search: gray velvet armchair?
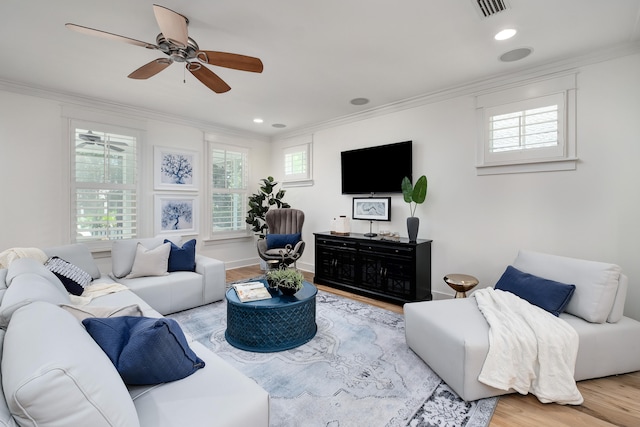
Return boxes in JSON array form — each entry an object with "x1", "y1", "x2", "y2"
[{"x1": 257, "y1": 208, "x2": 305, "y2": 267}]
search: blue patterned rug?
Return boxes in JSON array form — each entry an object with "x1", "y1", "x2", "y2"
[{"x1": 168, "y1": 289, "x2": 497, "y2": 427}]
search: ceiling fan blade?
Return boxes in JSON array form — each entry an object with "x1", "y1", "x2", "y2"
[
  {"x1": 105, "y1": 144, "x2": 125, "y2": 152},
  {"x1": 196, "y1": 51, "x2": 264, "y2": 73},
  {"x1": 186, "y1": 63, "x2": 231, "y2": 93},
  {"x1": 153, "y1": 4, "x2": 189, "y2": 48},
  {"x1": 65, "y1": 23, "x2": 157, "y2": 50},
  {"x1": 128, "y1": 58, "x2": 173, "y2": 79}
]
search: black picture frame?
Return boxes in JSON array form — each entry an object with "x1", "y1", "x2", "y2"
[{"x1": 352, "y1": 197, "x2": 391, "y2": 221}]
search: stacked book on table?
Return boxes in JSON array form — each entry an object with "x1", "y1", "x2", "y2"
[{"x1": 232, "y1": 282, "x2": 272, "y2": 302}]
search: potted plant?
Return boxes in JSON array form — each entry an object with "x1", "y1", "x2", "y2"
[
  {"x1": 246, "y1": 176, "x2": 291, "y2": 238},
  {"x1": 401, "y1": 175, "x2": 428, "y2": 242},
  {"x1": 266, "y1": 268, "x2": 304, "y2": 295}
]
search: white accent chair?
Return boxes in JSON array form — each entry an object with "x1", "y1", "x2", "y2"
[{"x1": 404, "y1": 250, "x2": 640, "y2": 401}]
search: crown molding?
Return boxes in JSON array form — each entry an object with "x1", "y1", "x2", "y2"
[
  {"x1": 0, "y1": 78, "x2": 270, "y2": 142},
  {"x1": 272, "y1": 41, "x2": 640, "y2": 141}
]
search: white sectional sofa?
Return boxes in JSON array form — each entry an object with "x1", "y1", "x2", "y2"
[
  {"x1": 404, "y1": 250, "x2": 640, "y2": 402},
  {"x1": 0, "y1": 242, "x2": 269, "y2": 427}
]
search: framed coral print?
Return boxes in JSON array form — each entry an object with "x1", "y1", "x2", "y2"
[
  {"x1": 154, "y1": 146, "x2": 198, "y2": 191},
  {"x1": 155, "y1": 195, "x2": 198, "y2": 235}
]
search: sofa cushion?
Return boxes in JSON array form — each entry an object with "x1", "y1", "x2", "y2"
[
  {"x1": 0, "y1": 272, "x2": 71, "y2": 327},
  {"x1": 495, "y1": 265, "x2": 576, "y2": 316},
  {"x1": 266, "y1": 233, "x2": 301, "y2": 249},
  {"x1": 513, "y1": 250, "x2": 620, "y2": 323},
  {"x1": 44, "y1": 243, "x2": 102, "y2": 280},
  {"x1": 125, "y1": 242, "x2": 171, "y2": 279},
  {"x1": 83, "y1": 316, "x2": 205, "y2": 385},
  {"x1": 60, "y1": 303, "x2": 144, "y2": 321},
  {"x1": 2, "y1": 302, "x2": 140, "y2": 427},
  {"x1": 5, "y1": 258, "x2": 64, "y2": 290},
  {"x1": 165, "y1": 238, "x2": 196, "y2": 272},
  {"x1": 0, "y1": 329, "x2": 19, "y2": 427},
  {"x1": 111, "y1": 237, "x2": 181, "y2": 278},
  {"x1": 608, "y1": 274, "x2": 628, "y2": 323},
  {"x1": 45, "y1": 256, "x2": 93, "y2": 296}
]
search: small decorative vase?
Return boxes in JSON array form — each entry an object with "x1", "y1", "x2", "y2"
[
  {"x1": 266, "y1": 278, "x2": 279, "y2": 292},
  {"x1": 279, "y1": 286, "x2": 298, "y2": 296},
  {"x1": 407, "y1": 216, "x2": 419, "y2": 242}
]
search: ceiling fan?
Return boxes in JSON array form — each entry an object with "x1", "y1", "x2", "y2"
[
  {"x1": 77, "y1": 131, "x2": 128, "y2": 152},
  {"x1": 66, "y1": 4, "x2": 263, "y2": 94}
]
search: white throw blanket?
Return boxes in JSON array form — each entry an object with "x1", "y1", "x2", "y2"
[
  {"x1": 69, "y1": 281, "x2": 129, "y2": 305},
  {"x1": 0, "y1": 247, "x2": 48, "y2": 269},
  {"x1": 474, "y1": 288, "x2": 583, "y2": 405}
]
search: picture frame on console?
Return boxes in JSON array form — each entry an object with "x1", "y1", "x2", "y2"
[{"x1": 352, "y1": 197, "x2": 391, "y2": 221}]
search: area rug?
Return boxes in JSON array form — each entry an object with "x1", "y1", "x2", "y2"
[{"x1": 168, "y1": 287, "x2": 497, "y2": 427}]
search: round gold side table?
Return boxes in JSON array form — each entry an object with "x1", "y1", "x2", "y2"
[{"x1": 444, "y1": 274, "x2": 479, "y2": 298}]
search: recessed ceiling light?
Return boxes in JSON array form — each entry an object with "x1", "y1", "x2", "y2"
[
  {"x1": 253, "y1": 118, "x2": 264, "y2": 124},
  {"x1": 495, "y1": 29, "x2": 517, "y2": 41},
  {"x1": 272, "y1": 123, "x2": 287, "y2": 128},
  {"x1": 350, "y1": 98, "x2": 370, "y2": 105},
  {"x1": 499, "y1": 47, "x2": 533, "y2": 62}
]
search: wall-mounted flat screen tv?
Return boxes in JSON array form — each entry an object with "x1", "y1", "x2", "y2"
[{"x1": 341, "y1": 140, "x2": 412, "y2": 194}]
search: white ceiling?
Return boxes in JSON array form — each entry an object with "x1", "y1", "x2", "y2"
[{"x1": 2, "y1": 0, "x2": 639, "y2": 138}]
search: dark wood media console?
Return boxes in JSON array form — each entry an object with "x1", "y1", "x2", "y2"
[{"x1": 314, "y1": 232, "x2": 432, "y2": 305}]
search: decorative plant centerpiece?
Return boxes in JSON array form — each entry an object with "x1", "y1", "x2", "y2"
[
  {"x1": 246, "y1": 176, "x2": 290, "y2": 238},
  {"x1": 266, "y1": 268, "x2": 304, "y2": 295},
  {"x1": 401, "y1": 175, "x2": 428, "y2": 242}
]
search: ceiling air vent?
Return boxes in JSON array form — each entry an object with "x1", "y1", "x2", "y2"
[{"x1": 474, "y1": 0, "x2": 509, "y2": 18}]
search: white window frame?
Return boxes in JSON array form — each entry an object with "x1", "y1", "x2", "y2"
[
  {"x1": 476, "y1": 72, "x2": 577, "y2": 175},
  {"x1": 207, "y1": 141, "x2": 250, "y2": 240},
  {"x1": 69, "y1": 119, "x2": 141, "y2": 250},
  {"x1": 282, "y1": 135, "x2": 313, "y2": 187}
]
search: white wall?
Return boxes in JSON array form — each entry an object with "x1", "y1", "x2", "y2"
[
  {"x1": 274, "y1": 52, "x2": 640, "y2": 320},
  {"x1": 1, "y1": 52, "x2": 639, "y2": 320},
  {"x1": 0, "y1": 89, "x2": 270, "y2": 270}
]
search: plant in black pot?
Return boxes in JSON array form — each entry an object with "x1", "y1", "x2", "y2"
[
  {"x1": 401, "y1": 175, "x2": 428, "y2": 242},
  {"x1": 246, "y1": 176, "x2": 290, "y2": 238},
  {"x1": 266, "y1": 268, "x2": 304, "y2": 295}
]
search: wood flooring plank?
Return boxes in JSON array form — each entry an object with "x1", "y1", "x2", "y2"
[{"x1": 225, "y1": 265, "x2": 640, "y2": 427}]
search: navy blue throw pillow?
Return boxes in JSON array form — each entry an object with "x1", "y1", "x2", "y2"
[
  {"x1": 495, "y1": 265, "x2": 576, "y2": 316},
  {"x1": 82, "y1": 316, "x2": 205, "y2": 385},
  {"x1": 164, "y1": 239, "x2": 196, "y2": 272},
  {"x1": 266, "y1": 233, "x2": 301, "y2": 250}
]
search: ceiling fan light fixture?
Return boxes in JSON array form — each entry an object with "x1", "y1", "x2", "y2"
[{"x1": 66, "y1": 4, "x2": 263, "y2": 95}]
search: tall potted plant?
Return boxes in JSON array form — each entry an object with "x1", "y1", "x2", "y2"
[
  {"x1": 401, "y1": 175, "x2": 428, "y2": 242},
  {"x1": 246, "y1": 176, "x2": 290, "y2": 238}
]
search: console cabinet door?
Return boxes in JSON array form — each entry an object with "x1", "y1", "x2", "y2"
[
  {"x1": 359, "y1": 243, "x2": 415, "y2": 300},
  {"x1": 316, "y1": 238, "x2": 357, "y2": 285}
]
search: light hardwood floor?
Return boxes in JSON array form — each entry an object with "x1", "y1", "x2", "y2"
[{"x1": 226, "y1": 266, "x2": 640, "y2": 427}]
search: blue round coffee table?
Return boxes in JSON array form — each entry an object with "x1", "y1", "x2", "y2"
[{"x1": 225, "y1": 280, "x2": 317, "y2": 352}]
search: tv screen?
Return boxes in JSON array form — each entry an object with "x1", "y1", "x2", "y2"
[{"x1": 341, "y1": 141, "x2": 412, "y2": 194}]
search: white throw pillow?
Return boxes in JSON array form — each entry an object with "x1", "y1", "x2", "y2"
[
  {"x1": 513, "y1": 250, "x2": 620, "y2": 324},
  {"x1": 125, "y1": 242, "x2": 171, "y2": 279}
]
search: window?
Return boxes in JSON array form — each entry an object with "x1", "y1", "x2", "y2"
[
  {"x1": 210, "y1": 144, "x2": 249, "y2": 237},
  {"x1": 476, "y1": 73, "x2": 577, "y2": 175},
  {"x1": 282, "y1": 135, "x2": 313, "y2": 187},
  {"x1": 284, "y1": 145, "x2": 308, "y2": 179},
  {"x1": 71, "y1": 121, "x2": 139, "y2": 244}
]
